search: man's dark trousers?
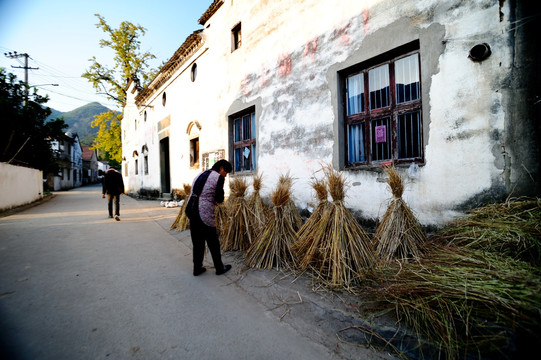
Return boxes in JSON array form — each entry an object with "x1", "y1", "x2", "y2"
[
  {"x1": 189, "y1": 217, "x2": 224, "y2": 271},
  {"x1": 107, "y1": 194, "x2": 120, "y2": 217}
]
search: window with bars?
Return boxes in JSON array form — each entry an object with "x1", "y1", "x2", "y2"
[
  {"x1": 344, "y1": 45, "x2": 423, "y2": 167},
  {"x1": 231, "y1": 109, "x2": 256, "y2": 173}
]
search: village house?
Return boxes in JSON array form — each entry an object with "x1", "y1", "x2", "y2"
[
  {"x1": 82, "y1": 146, "x2": 99, "y2": 184},
  {"x1": 122, "y1": 0, "x2": 539, "y2": 226},
  {"x1": 46, "y1": 132, "x2": 83, "y2": 191}
]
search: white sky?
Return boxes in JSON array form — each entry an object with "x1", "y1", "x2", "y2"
[{"x1": 0, "y1": 0, "x2": 213, "y2": 112}]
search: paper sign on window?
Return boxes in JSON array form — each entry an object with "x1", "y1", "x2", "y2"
[
  {"x1": 243, "y1": 147, "x2": 251, "y2": 159},
  {"x1": 375, "y1": 125, "x2": 387, "y2": 143}
]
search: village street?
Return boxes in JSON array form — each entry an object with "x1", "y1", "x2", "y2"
[{"x1": 0, "y1": 184, "x2": 397, "y2": 360}]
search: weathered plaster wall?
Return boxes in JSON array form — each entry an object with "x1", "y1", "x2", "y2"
[
  {"x1": 210, "y1": 0, "x2": 514, "y2": 224},
  {"x1": 123, "y1": 0, "x2": 536, "y2": 225}
]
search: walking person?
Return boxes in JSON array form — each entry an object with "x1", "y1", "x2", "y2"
[
  {"x1": 185, "y1": 160, "x2": 232, "y2": 276},
  {"x1": 102, "y1": 168, "x2": 125, "y2": 221}
]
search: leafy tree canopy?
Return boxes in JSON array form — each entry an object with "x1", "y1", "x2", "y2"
[
  {"x1": 82, "y1": 14, "x2": 157, "y2": 107},
  {"x1": 82, "y1": 14, "x2": 158, "y2": 164},
  {"x1": 91, "y1": 111, "x2": 122, "y2": 168},
  {"x1": 0, "y1": 68, "x2": 67, "y2": 172}
]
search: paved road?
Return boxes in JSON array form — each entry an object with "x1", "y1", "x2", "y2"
[{"x1": 0, "y1": 184, "x2": 337, "y2": 360}]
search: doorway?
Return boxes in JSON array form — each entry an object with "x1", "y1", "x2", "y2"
[{"x1": 160, "y1": 137, "x2": 170, "y2": 194}]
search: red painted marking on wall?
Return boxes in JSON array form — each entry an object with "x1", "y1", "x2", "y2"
[
  {"x1": 303, "y1": 37, "x2": 318, "y2": 62},
  {"x1": 259, "y1": 65, "x2": 269, "y2": 87},
  {"x1": 241, "y1": 74, "x2": 251, "y2": 95},
  {"x1": 333, "y1": 23, "x2": 351, "y2": 46},
  {"x1": 363, "y1": 9, "x2": 370, "y2": 34},
  {"x1": 278, "y1": 53, "x2": 292, "y2": 77}
]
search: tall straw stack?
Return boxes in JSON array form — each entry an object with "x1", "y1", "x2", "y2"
[
  {"x1": 373, "y1": 167, "x2": 426, "y2": 263},
  {"x1": 245, "y1": 180, "x2": 298, "y2": 270},
  {"x1": 278, "y1": 173, "x2": 303, "y2": 231},
  {"x1": 316, "y1": 165, "x2": 378, "y2": 287},
  {"x1": 292, "y1": 178, "x2": 331, "y2": 268},
  {"x1": 247, "y1": 172, "x2": 270, "y2": 235},
  {"x1": 171, "y1": 183, "x2": 192, "y2": 231},
  {"x1": 221, "y1": 176, "x2": 253, "y2": 251}
]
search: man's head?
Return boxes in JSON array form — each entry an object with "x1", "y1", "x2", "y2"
[{"x1": 211, "y1": 160, "x2": 233, "y2": 177}]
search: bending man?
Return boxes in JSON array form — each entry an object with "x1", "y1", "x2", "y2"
[{"x1": 186, "y1": 160, "x2": 232, "y2": 276}]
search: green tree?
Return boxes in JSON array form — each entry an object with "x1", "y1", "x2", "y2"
[
  {"x1": 92, "y1": 111, "x2": 122, "y2": 169},
  {"x1": 82, "y1": 14, "x2": 157, "y2": 165},
  {"x1": 0, "y1": 68, "x2": 67, "y2": 172}
]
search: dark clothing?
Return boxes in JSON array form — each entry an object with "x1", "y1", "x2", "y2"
[
  {"x1": 186, "y1": 169, "x2": 227, "y2": 273},
  {"x1": 189, "y1": 217, "x2": 225, "y2": 272},
  {"x1": 102, "y1": 169, "x2": 124, "y2": 217},
  {"x1": 102, "y1": 169, "x2": 124, "y2": 195},
  {"x1": 107, "y1": 194, "x2": 120, "y2": 217},
  {"x1": 188, "y1": 170, "x2": 224, "y2": 227}
]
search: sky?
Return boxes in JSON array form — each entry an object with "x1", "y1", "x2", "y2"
[{"x1": 0, "y1": 0, "x2": 214, "y2": 112}]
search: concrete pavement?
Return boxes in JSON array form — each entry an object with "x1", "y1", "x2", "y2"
[{"x1": 0, "y1": 184, "x2": 398, "y2": 360}]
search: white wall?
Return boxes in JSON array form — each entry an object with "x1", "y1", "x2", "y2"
[
  {"x1": 0, "y1": 163, "x2": 43, "y2": 212},
  {"x1": 123, "y1": 0, "x2": 523, "y2": 225}
]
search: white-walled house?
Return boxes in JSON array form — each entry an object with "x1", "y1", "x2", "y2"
[
  {"x1": 122, "y1": 0, "x2": 540, "y2": 226},
  {"x1": 46, "y1": 132, "x2": 83, "y2": 191}
]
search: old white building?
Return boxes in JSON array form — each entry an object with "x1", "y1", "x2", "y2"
[
  {"x1": 47, "y1": 132, "x2": 83, "y2": 191},
  {"x1": 122, "y1": 0, "x2": 539, "y2": 226}
]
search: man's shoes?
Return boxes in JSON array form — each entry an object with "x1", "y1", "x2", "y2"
[
  {"x1": 114, "y1": 215, "x2": 120, "y2": 221},
  {"x1": 193, "y1": 267, "x2": 206, "y2": 276},
  {"x1": 216, "y1": 264, "x2": 232, "y2": 275},
  {"x1": 109, "y1": 215, "x2": 113, "y2": 218}
]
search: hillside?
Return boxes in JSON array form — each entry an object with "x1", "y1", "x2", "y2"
[{"x1": 47, "y1": 102, "x2": 119, "y2": 146}]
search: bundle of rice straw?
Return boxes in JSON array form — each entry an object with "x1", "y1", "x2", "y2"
[
  {"x1": 221, "y1": 176, "x2": 254, "y2": 251},
  {"x1": 245, "y1": 180, "x2": 298, "y2": 270},
  {"x1": 307, "y1": 165, "x2": 377, "y2": 287},
  {"x1": 373, "y1": 167, "x2": 426, "y2": 263},
  {"x1": 215, "y1": 202, "x2": 229, "y2": 239},
  {"x1": 292, "y1": 178, "x2": 331, "y2": 268},
  {"x1": 171, "y1": 183, "x2": 192, "y2": 231},
  {"x1": 246, "y1": 172, "x2": 270, "y2": 235},
  {"x1": 278, "y1": 173, "x2": 303, "y2": 231}
]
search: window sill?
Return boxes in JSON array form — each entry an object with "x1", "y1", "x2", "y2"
[
  {"x1": 232, "y1": 170, "x2": 257, "y2": 177},
  {"x1": 345, "y1": 161, "x2": 424, "y2": 173}
]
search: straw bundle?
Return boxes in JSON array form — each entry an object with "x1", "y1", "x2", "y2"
[
  {"x1": 300, "y1": 166, "x2": 377, "y2": 287},
  {"x1": 247, "y1": 172, "x2": 271, "y2": 235},
  {"x1": 359, "y1": 198, "x2": 541, "y2": 359},
  {"x1": 215, "y1": 202, "x2": 229, "y2": 239},
  {"x1": 434, "y1": 197, "x2": 541, "y2": 265},
  {"x1": 365, "y1": 243, "x2": 541, "y2": 359},
  {"x1": 373, "y1": 167, "x2": 426, "y2": 263},
  {"x1": 171, "y1": 183, "x2": 192, "y2": 231},
  {"x1": 245, "y1": 181, "x2": 298, "y2": 270},
  {"x1": 292, "y1": 178, "x2": 331, "y2": 267},
  {"x1": 221, "y1": 176, "x2": 254, "y2": 251},
  {"x1": 278, "y1": 173, "x2": 303, "y2": 231}
]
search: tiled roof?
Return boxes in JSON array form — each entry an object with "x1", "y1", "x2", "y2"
[
  {"x1": 82, "y1": 146, "x2": 96, "y2": 161},
  {"x1": 198, "y1": 0, "x2": 224, "y2": 25},
  {"x1": 133, "y1": 0, "x2": 223, "y2": 106}
]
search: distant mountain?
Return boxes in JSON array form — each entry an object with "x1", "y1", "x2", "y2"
[{"x1": 47, "y1": 102, "x2": 119, "y2": 146}]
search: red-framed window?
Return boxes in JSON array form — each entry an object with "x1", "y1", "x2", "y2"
[{"x1": 344, "y1": 43, "x2": 423, "y2": 167}]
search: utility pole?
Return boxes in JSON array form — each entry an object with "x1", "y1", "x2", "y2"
[{"x1": 4, "y1": 51, "x2": 39, "y2": 102}]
